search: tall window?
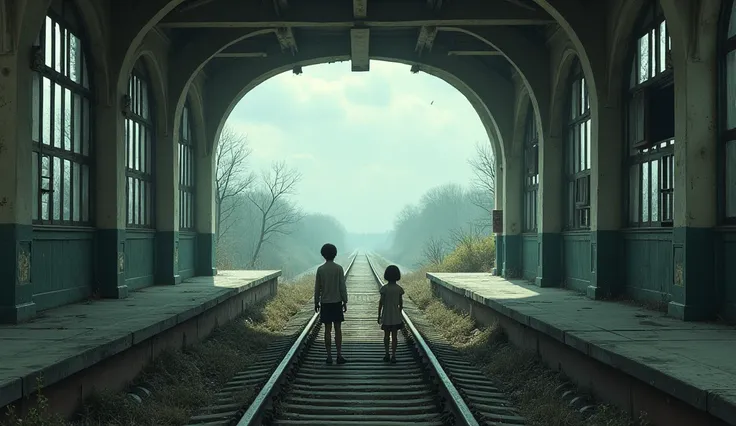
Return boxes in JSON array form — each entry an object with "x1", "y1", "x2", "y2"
[
  {"x1": 565, "y1": 60, "x2": 591, "y2": 229},
  {"x1": 125, "y1": 66, "x2": 155, "y2": 228},
  {"x1": 523, "y1": 105, "x2": 539, "y2": 232},
  {"x1": 179, "y1": 103, "x2": 195, "y2": 230},
  {"x1": 626, "y1": 0, "x2": 674, "y2": 227},
  {"x1": 31, "y1": 1, "x2": 92, "y2": 225},
  {"x1": 722, "y1": 1, "x2": 736, "y2": 223}
]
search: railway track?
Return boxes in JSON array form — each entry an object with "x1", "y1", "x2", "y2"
[{"x1": 189, "y1": 251, "x2": 524, "y2": 425}]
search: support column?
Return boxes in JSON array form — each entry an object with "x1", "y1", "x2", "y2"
[
  {"x1": 0, "y1": 51, "x2": 36, "y2": 323},
  {"x1": 588, "y1": 104, "x2": 624, "y2": 299},
  {"x1": 536, "y1": 131, "x2": 563, "y2": 288},
  {"x1": 196, "y1": 148, "x2": 216, "y2": 276},
  {"x1": 502, "y1": 151, "x2": 523, "y2": 278},
  {"x1": 156, "y1": 129, "x2": 180, "y2": 285},
  {"x1": 493, "y1": 159, "x2": 504, "y2": 275},
  {"x1": 95, "y1": 94, "x2": 128, "y2": 298},
  {"x1": 667, "y1": 32, "x2": 718, "y2": 321}
]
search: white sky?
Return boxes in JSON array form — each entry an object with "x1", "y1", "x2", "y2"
[{"x1": 225, "y1": 60, "x2": 489, "y2": 234}]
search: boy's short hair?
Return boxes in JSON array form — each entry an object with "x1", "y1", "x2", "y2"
[
  {"x1": 320, "y1": 243, "x2": 338, "y2": 260},
  {"x1": 384, "y1": 265, "x2": 401, "y2": 281}
]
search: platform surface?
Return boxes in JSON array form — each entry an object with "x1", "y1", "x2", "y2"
[
  {"x1": 427, "y1": 272, "x2": 736, "y2": 424},
  {"x1": 0, "y1": 270, "x2": 280, "y2": 408}
]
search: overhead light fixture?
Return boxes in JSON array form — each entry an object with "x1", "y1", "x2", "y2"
[
  {"x1": 293, "y1": 65, "x2": 303, "y2": 75},
  {"x1": 410, "y1": 64, "x2": 420, "y2": 74}
]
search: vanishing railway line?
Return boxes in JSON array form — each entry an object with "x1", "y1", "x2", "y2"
[{"x1": 186, "y1": 252, "x2": 524, "y2": 426}]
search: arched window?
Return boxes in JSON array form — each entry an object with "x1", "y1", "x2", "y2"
[
  {"x1": 626, "y1": 0, "x2": 674, "y2": 228},
  {"x1": 565, "y1": 59, "x2": 591, "y2": 229},
  {"x1": 721, "y1": 1, "x2": 736, "y2": 223},
  {"x1": 31, "y1": 0, "x2": 92, "y2": 225},
  {"x1": 125, "y1": 64, "x2": 155, "y2": 228},
  {"x1": 179, "y1": 103, "x2": 195, "y2": 230},
  {"x1": 523, "y1": 105, "x2": 539, "y2": 232}
]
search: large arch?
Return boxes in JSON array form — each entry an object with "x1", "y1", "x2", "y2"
[{"x1": 202, "y1": 44, "x2": 516, "y2": 175}]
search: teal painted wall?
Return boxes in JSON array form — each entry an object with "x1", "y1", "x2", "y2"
[
  {"x1": 125, "y1": 231, "x2": 155, "y2": 290},
  {"x1": 32, "y1": 229, "x2": 94, "y2": 311},
  {"x1": 623, "y1": 230, "x2": 673, "y2": 304},
  {"x1": 720, "y1": 230, "x2": 736, "y2": 320},
  {"x1": 522, "y1": 234, "x2": 538, "y2": 282},
  {"x1": 179, "y1": 232, "x2": 197, "y2": 280},
  {"x1": 562, "y1": 231, "x2": 592, "y2": 293}
]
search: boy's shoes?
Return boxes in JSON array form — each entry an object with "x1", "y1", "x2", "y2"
[
  {"x1": 383, "y1": 354, "x2": 390, "y2": 362},
  {"x1": 390, "y1": 356, "x2": 397, "y2": 364},
  {"x1": 326, "y1": 356, "x2": 333, "y2": 365},
  {"x1": 336, "y1": 356, "x2": 347, "y2": 365}
]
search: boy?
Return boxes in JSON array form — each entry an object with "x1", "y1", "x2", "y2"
[{"x1": 314, "y1": 243, "x2": 348, "y2": 365}]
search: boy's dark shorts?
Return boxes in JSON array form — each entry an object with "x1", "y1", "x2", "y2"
[
  {"x1": 381, "y1": 323, "x2": 404, "y2": 332},
  {"x1": 320, "y1": 303, "x2": 344, "y2": 324}
]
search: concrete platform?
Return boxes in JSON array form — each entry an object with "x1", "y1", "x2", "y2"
[
  {"x1": 427, "y1": 273, "x2": 736, "y2": 426},
  {"x1": 0, "y1": 270, "x2": 280, "y2": 415}
]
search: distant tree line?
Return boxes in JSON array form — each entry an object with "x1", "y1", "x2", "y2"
[{"x1": 214, "y1": 125, "x2": 497, "y2": 276}]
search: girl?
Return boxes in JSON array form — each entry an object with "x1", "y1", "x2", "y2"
[{"x1": 377, "y1": 265, "x2": 404, "y2": 364}]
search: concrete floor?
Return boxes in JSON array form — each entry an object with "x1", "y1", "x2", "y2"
[
  {"x1": 427, "y1": 272, "x2": 736, "y2": 424},
  {"x1": 0, "y1": 270, "x2": 280, "y2": 409}
]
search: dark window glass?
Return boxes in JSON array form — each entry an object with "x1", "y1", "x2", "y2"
[
  {"x1": 179, "y1": 104, "x2": 195, "y2": 230},
  {"x1": 523, "y1": 105, "x2": 539, "y2": 232},
  {"x1": 125, "y1": 67, "x2": 155, "y2": 228}
]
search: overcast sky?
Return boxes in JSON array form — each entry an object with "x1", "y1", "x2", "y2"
[{"x1": 225, "y1": 60, "x2": 489, "y2": 234}]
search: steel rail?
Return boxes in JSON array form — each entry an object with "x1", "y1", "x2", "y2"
[
  {"x1": 236, "y1": 253, "x2": 358, "y2": 426},
  {"x1": 365, "y1": 253, "x2": 481, "y2": 426}
]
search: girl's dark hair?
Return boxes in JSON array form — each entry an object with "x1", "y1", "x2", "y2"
[
  {"x1": 320, "y1": 243, "x2": 337, "y2": 260},
  {"x1": 384, "y1": 265, "x2": 401, "y2": 281}
]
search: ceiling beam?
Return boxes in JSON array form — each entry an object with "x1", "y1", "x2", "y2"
[
  {"x1": 159, "y1": 0, "x2": 553, "y2": 28},
  {"x1": 272, "y1": 0, "x2": 289, "y2": 16},
  {"x1": 215, "y1": 52, "x2": 269, "y2": 58},
  {"x1": 353, "y1": 0, "x2": 367, "y2": 20},
  {"x1": 415, "y1": 26, "x2": 438, "y2": 56},
  {"x1": 350, "y1": 28, "x2": 370, "y2": 72},
  {"x1": 426, "y1": 0, "x2": 443, "y2": 11},
  {"x1": 275, "y1": 27, "x2": 298, "y2": 54},
  {"x1": 447, "y1": 50, "x2": 502, "y2": 56}
]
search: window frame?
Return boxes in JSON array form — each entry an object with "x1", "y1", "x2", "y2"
[
  {"x1": 624, "y1": 0, "x2": 675, "y2": 229},
  {"x1": 564, "y1": 59, "x2": 592, "y2": 230},
  {"x1": 124, "y1": 65, "x2": 156, "y2": 229},
  {"x1": 719, "y1": 0, "x2": 736, "y2": 225},
  {"x1": 179, "y1": 102, "x2": 195, "y2": 231},
  {"x1": 523, "y1": 104, "x2": 539, "y2": 233},
  {"x1": 31, "y1": 1, "x2": 95, "y2": 227}
]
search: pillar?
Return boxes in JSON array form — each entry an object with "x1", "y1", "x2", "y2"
[
  {"x1": 155, "y1": 129, "x2": 180, "y2": 285},
  {"x1": 667, "y1": 33, "x2": 718, "y2": 321},
  {"x1": 536, "y1": 131, "x2": 564, "y2": 288},
  {"x1": 588, "y1": 104, "x2": 624, "y2": 299},
  {"x1": 502, "y1": 151, "x2": 523, "y2": 278},
  {"x1": 0, "y1": 50, "x2": 36, "y2": 323},
  {"x1": 493, "y1": 159, "x2": 505, "y2": 275},
  {"x1": 95, "y1": 95, "x2": 129, "y2": 299},
  {"x1": 196, "y1": 148, "x2": 216, "y2": 276}
]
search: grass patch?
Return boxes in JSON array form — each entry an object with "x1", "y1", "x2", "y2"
[
  {"x1": 400, "y1": 269, "x2": 646, "y2": 426},
  {"x1": 1, "y1": 276, "x2": 315, "y2": 426}
]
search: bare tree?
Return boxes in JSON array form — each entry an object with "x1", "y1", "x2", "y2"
[
  {"x1": 468, "y1": 141, "x2": 496, "y2": 229},
  {"x1": 247, "y1": 161, "x2": 305, "y2": 267},
  {"x1": 422, "y1": 237, "x2": 446, "y2": 266},
  {"x1": 215, "y1": 126, "x2": 256, "y2": 242}
]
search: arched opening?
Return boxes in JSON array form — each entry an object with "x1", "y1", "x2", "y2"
[
  {"x1": 124, "y1": 60, "x2": 157, "y2": 289},
  {"x1": 564, "y1": 58, "x2": 591, "y2": 231},
  {"x1": 178, "y1": 99, "x2": 197, "y2": 279},
  {"x1": 622, "y1": 0, "x2": 675, "y2": 304},
  {"x1": 625, "y1": 0, "x2": 674, "y2": 229},
  {"x1": 30, "y1": 0, "x2": 96, "y2": 310},
  {"x1": 214, "y1": 60, "x2": 502, "y2": 275}
]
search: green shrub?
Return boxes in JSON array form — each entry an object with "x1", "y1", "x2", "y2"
[{"x1": 436, "y1": 234, "x2": 495, "y2": 273}]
